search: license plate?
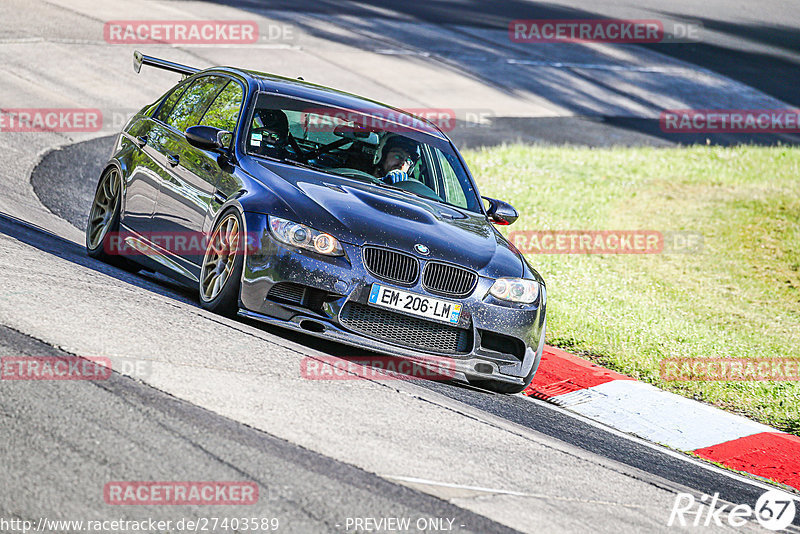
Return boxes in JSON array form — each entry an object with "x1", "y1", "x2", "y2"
[{"x1": 368, "y1": 283, "x2": 462, "y2": 324}]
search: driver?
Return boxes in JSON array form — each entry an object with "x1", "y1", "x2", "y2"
[
  {"x1": 373, "y1": 135, "x2": 420, "y2": 184},
  {"x1": 251, "y1": 109, "x2": 291, "y2": 157}
]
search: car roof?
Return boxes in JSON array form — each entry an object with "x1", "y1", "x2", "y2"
[{"x1": 208, "y1": 67, "x2": 448, "y2": 140}]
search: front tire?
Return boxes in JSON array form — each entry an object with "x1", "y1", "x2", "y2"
[{"x1": 199, "y1": 209, "x2": 244, "y2": 317}]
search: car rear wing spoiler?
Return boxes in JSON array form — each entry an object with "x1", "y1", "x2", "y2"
[{"x1": 133, "y1": 50, "x2": 199, "y2": 77}]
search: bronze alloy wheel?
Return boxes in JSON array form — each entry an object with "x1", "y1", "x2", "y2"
[
  {"x1": 86, "y1": 167, "x2": 121, "y2": 251},
  {"x1": 85, "y1": 166, "x2": 138, "y2": 272},
  {"x1": 200, "y1": 213, "x2": 241, "y2": 303}
]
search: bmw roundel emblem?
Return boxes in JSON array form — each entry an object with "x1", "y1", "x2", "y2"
[{"x1": 414, "y1": 243, "x2": 430, "y2": 255}]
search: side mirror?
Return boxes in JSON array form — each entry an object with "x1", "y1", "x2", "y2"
[
  {"x1": 185, "y1": 125, "x2": 232, "y2": 152},
  {"x1": 483, "y1": 196, "x2": 519, "y2": 226}
]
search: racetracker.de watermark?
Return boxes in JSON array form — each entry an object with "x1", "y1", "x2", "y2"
[
  {"x1": 300, "y1": 108, "x2": 459, "y2": 133},
  {"x1": 103, "y1": 20, "x2": 259, "y2": 44},
  {"x1": 103, "y1": 231, "x2": 261, "y2": 257},
  {"x1": 104, "y1": 482, "x2": 258, "y2": 505},
  {"x1": 63, "y1": 107, "x2": 495, "y2": 135},
  {"x1": 509, "y1": 19, "x2": 701, "y2": 43},
  {"x1": 0, "y1": 109, "x2": 102, "y2": 133},
  {"x1": 1, "y1": 516, "x2": 281, "y2": 533},
  {"x1": 661, "y1": 109, "x2": 800, "y2": 133},
  {"x1": 661, "y1": 358, "x2": 800, "y2": 382},
  {"x1": 508, "y1": 230, "x2": 703, "y2": 254},
  {"x1": 301, "y1": 356, "x2": 457, "y2": 381},
  {"x1": 1, "y1": 357, "x2": 111, "y2": 380}
]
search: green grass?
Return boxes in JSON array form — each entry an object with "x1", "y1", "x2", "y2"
[{"x1": 464, "y1": 144, "x2": 800, "y2": 434}]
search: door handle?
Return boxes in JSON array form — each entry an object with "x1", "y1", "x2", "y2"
[
  {"x1": 166, "y1": 154, "x2": 180, "y2": 167},
  {"x1": 135, "y1": 135, "x2": 148, "y2": 148}
]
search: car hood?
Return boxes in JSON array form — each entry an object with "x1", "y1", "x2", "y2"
[{"x1": 243, "y1": 159, "x2": 523, "y2": 278}]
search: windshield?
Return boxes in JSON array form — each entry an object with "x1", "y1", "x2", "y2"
[{"x1": 245, "y1": 93, "x2": 481, "y2": 213}]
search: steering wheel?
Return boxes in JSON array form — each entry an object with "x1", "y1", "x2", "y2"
[
  {"x1": 251, "y1": 127, "x2": 309, "y2": 162},
  {"x1": 332, "y1": 168, "x2": 377, "y2": 182}
]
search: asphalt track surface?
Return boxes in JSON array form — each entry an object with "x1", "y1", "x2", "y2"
[
  {"x1": 217, "y1": 0, "x2": 800, "y2": 108},
  {"x1": 0, "y1": 322, "x2": 516, "y2": 534},
  {"x1": 216, "y1": 0, "x2": 800, "y2": 147},
  {"x1": 26, "y1": 135, "x2": 800, "y2": 531}
]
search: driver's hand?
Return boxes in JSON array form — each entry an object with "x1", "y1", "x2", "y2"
[{"x1": 385, "y1": 170, "x2": 408, "y2": 184}]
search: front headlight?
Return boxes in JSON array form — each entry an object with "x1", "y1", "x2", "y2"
[
  {"x1": 268, "y1": 216, "x2": 344, "y2": 256},
  {"x1": 489, "y1": 278, "x2": 540, "y2": 304}
]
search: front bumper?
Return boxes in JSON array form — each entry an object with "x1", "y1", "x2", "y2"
[{"x1": 239, "y1": 212, "x2": 546, "y2": 386}]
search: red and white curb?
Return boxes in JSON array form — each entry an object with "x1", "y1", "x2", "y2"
[{"x1": 523, "y1": 346, "x2": 800, "y2": 491}]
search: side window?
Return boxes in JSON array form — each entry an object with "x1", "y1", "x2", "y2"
[
  {"x1": 200, "y1": 81, "x2": 244, "y2": 132},
  {"x1": 161, "y1": 76, "x2": 228, "y2": 133},
  {"x1": 155, "y1": 82, "x2": 189, "y2": 122}
]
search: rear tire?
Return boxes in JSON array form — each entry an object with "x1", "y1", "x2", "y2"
[
  {"x1": 199, "y1": 209, "x2": 244, "y2": 317},
  {"x1": 85, "y1": 166, "x2": 140, "y2": 273}
]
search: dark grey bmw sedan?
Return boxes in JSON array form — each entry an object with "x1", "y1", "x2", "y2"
[{"x1": 86, "y1": 52, "x2": 546, "y2": 393}]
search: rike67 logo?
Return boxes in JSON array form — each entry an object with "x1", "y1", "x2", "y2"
[{"x1": 668, "y1": 490, "x2": 796, "y2": 530}]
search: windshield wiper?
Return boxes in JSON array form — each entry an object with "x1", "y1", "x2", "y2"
[{"x1": 282, "y1": 157, "x2": 324, "y2": 172}]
